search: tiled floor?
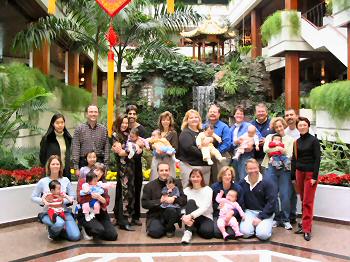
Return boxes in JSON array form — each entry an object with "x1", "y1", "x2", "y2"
[{"x1": 1, "y1": 219, "x2": 349, "y2": 262}]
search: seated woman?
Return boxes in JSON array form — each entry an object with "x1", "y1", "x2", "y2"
[
  {"x1": 76, "y1": 163, "x2": 118, "y2": 241},
  {"x1": 31, "y1": 155, "x2": 80, "y2": 241},
  {"x1": 181, "y1": 169, "x2": 214, "y2": 244},
  {"x1": 211, "y1": 166, "x2": 244, "y2": 239}
]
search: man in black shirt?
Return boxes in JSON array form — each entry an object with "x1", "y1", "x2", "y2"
[
  {"x1": 126, "y1": 105, "x2": 147, "y2": 226},
  {"x1": 142, "y1": 162, "x2": 186, "y2": 238}
]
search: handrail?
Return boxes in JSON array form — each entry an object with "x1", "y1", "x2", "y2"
[{"x1": 302, "y1": 1, "x2": 327, "y2": 28}]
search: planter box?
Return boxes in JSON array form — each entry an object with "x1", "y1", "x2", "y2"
[
  {"x1": 267, "y1": 11, "x2": 314, "y2": 57},
  {"x1": 315, "y1": 110, "x2": 350, "y2": 143},
  {"x1": 333, "y1": 3, "x2": 350, "y2": 27},
  {"x1": 297, "y1": 184, "x2": 350, "y2": 222}
]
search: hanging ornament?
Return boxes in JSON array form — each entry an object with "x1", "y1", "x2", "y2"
[{"x1": 95, "y1": 0, "x2": 132, "y2": 137}]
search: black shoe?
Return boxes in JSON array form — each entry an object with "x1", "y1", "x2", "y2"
[
  {"x1": 119, "y1": 224, "x2": 136, "y2": 231},
  {"x1": 304, "y1": 232, "x2": 311, "y2": 241},
  {"x1": 294, "y1": 227, "x2": 303, "y2": 234},
  {"x1": 166, "y1": 231, "x2": 175, "y2": 238},
  {"x1": 130, "y1": 219, "x2": 142, "y2": 226}
]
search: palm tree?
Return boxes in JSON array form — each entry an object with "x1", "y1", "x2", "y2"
[
  {"x1": 13, "y1": 0, "x2": 200, "y2": 113},
  {"x1": 112, "y1": 0, "x2": 201, "y2": 115},
  {"x1": 13, "y1": 0, "x2": 109, "y2": 105}
]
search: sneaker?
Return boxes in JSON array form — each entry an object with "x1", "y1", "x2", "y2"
[
  {"x1": 283, "y1": 222, "x2": 293, "y2": 230},
  {"x1": 81, "y1": 227, "x2": 93, "y2": 240},
  {"x1": 181, "y1": 230, "x2": 192, "y2": 244},
  {"x1": 272, "y1": 220, "x2": 279, "y2": 228}
]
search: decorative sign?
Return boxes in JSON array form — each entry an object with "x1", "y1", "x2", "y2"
[{"x1": 95, "y1": 0, "x2": 132, "y2": 17}]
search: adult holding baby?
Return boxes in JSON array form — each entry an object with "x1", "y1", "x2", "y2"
[
  {"x1": 230, "y1": 105, "x2": 261, "y2": 181},
  {"x1": 262, "y1": 117, "x2": 294, "y2": 230},
  {"x1": 178, "y1": 109, "x2": 211, "y2": 187},
  {"x1": 150, "y1": 111, "x2": 178, "y2": 181}
]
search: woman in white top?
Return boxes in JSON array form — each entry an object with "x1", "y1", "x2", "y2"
[
  {"x1": 31, "y1": 155, "x2": 80, "y2": 241},
  {"x1": 181, "y1": 169, "x2": 214, "y2": 244},
  {"x1": 262, "y1": 117, "x2": 294, "y2": 230}
]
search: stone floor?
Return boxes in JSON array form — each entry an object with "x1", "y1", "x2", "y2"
[{"x1": 1, "y1": 219, "x2": 349, "y2": 262}]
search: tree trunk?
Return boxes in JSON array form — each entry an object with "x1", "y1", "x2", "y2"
[{"x1": 91, "y1": 50, "x2": 99, "y2": 105}]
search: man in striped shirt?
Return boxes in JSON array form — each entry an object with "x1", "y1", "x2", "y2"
[{"x1": 72, "y1": 105, "x2": 110, "y2": 176}]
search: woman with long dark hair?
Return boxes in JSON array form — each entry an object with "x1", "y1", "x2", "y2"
[
  {"x1": 111, "y1": 114, "x2": 136, "y2": 231},
  {"x1": 40, "y1": 113, "x2": 72, "y2": 180},
  {"x1": 150, "y1": 111, "x2": 178, "y2": 180}
]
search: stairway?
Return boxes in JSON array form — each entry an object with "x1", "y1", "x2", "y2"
[{"x1": 300, "y1": 16, "x2": 348, "y2": 66}]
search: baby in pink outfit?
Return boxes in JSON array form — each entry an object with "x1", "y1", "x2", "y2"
[{"x1": 216, "y1": 189, "x2": 245, "y2": 240}]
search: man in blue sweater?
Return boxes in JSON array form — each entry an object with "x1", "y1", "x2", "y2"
[
  {"x1": 203, "y1": 104, "x2": 231, "y2": 183},
  {"x1": 239, "y1": 159, "x2": 277, "y2": 240}
]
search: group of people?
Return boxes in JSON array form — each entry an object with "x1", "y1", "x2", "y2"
[{"x1": 32, "y1": 102, "x2": 320, "y2": 243}]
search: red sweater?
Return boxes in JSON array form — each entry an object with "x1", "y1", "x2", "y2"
[{"x1": 268, "y1": 141, "x2": 284, "y2": 157}]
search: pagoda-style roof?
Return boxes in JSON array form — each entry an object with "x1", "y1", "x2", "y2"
[{"x1": 180, "y1": 16, "x2": 235, "y2": 39}]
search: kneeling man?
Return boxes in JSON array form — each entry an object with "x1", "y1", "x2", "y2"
[
  {"x1": 239, "y1": 159, "x2": 277, "y2": 240},
  {"x1": 142, "y1": 162, "x2": 187, "y2": 238}
]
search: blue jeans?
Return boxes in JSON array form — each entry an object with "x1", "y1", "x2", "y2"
[
  {"x1": 265, "y1": 165, "x2": 292, "y2": 223},
  {"x1": 232, "y1": 152, "x2": 254, "y2": 182},
  {"x1": 240, "y1": 209, "x2": 274, "y2": 240},
  {"x1": 41, "y1": 212, "x2": 80, "y2": 241}
]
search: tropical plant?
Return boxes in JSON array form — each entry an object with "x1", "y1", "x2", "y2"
[
  {"x1": 319, "y1": 135, "x2": 350, "y2": 175},
  {"x1": 237, "y1": 45, "x2": 252, "y2": 56},
  {"x1": 217, "y1": 54, "x2": 249, "y2": 95},
  {"x1": 13, "y1": 0, "x2": 110, "y2": 105},
  {"x1": 261, "y1": 10, "x2": 300, "y2": 45},
  {"x1": 111, "y1": 0, "x2": 201, "y2": 115},
  {"x1": 123, "y1": 49, "x2": 136, "y2": 69},
  {"x1": 309, "y1": 80, "x2": 350, "y2": 120}
]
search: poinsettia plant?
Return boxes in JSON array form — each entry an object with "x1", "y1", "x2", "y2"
[
  {"x1": 318, "y1": 173, "x2": 350, "y2": 187},
  {"x1": 0, "y1": 167, "x2": 45, "y2": 188}
]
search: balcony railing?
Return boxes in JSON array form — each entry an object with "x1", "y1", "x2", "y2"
[{"x1": 302, "y1": 1, "x2": 327, "y2": 27}]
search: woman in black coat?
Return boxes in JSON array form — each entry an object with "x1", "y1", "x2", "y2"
[{"x1": 40, "y1": 113, "x2": 72, "y2": 180}]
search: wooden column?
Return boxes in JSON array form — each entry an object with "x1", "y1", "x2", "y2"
[
  {"x1": 212, "y1": 45, "x2": 215, "y2": 63},
  {"x1": 84, "y1": 65, "x2": 93, "y2": 92},
  {"x1": 285, "y1": 0, "x2": 297, "y2": 9},
  {"x1": 33, "y1": 41, "x2": 50, "y2": 75},
  {"x1": 285, "y1": 0, "x2": 299, "y2": 113},
  {"x1": 217, "y1": 41, "x2": 220, "y2": 64},
  {"x1": 192, "y1": 43, "x2": 196, "y2": 60},
  {"x1": 68, "y1": 52, "x2": 79, "y2": 86},
  {"x1": 197, "y1": 43, "x2": 201, "y2": 61},
  {"x1": 348, "y1": 24, "x2": 350, "y2": 80},
  {"x1": 285, "y1": 52, "x2": 300, "y2": 113},
  {"x1": 202, "y1": 41, "x2": 206, "y2": 62},
  {"x1": 251, "y1": 9, "x2": 262, "y2": 58},
  {"x1": 221, "y1": 42, "x2": 225, "y2": 63}
]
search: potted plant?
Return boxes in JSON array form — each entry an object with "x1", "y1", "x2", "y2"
[
  {"x1": 309, "y1": 80, "x2": 350, "y2": 143},
  {"x1": 261, "y1": 10, "x2": 300, "y2": 46}
]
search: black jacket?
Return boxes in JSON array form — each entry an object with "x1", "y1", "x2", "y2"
[
  {"x1": 39, "y1": 129, "x2": 72, "y2": 176},
  {"x1": 142, "y1": 178, "x2": 187, "y2": 222}
]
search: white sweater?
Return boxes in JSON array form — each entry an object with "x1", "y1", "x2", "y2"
[{"x1": 184, "y1": 186, "x2": 213, "y2": 220}]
